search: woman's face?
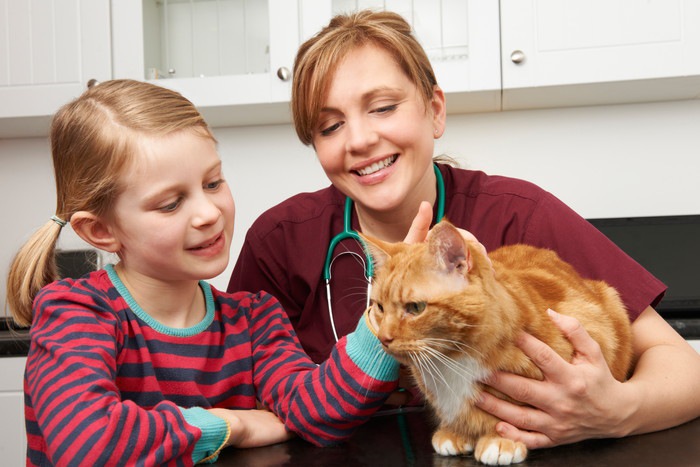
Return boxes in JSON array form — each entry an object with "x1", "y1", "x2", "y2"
[{"x1": 312, "y1": 44, "x2": 445, "y2": 218}]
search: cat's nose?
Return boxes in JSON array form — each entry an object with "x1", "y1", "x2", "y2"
[{"x1": 378, "y1": 332, "x2": 394, "y2": 347}]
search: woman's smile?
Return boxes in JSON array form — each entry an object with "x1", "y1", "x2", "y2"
[{"x1": 354, "y1": 154, "x2": 398, "y2": 177}]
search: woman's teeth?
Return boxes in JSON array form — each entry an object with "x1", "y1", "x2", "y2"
[{"x1": 356, "y1": 155, "x2": 397, "y2": 176}]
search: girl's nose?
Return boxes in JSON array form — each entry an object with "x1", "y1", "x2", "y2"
[
  {"x1": 345, "y1": 118, "x2": 379, "y2": 154},
  {"x1": 192, "y1": 193, "x2": 221, "y2": 227}
]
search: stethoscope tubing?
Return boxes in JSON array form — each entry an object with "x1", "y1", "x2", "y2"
[{"x1": 323, "y1": 163, "x2": 446, "y2": 341}]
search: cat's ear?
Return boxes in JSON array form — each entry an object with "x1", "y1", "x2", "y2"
[
  {"x1": 428, "y1": 221, "x2": 472, "y2": 276},
  {"x1": 359, "y1": 234, "x2": 393, "y2": 272}
]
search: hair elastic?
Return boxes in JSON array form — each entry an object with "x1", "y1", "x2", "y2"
[{"x1": 50, "y1": 215, "x2": 67, "y2": 228}]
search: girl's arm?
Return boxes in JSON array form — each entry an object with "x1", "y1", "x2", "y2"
[
  {"x1": 26, "y1": 281, "x2": 227, "y2": 466},
  {"x1": 244, "y1": 292, "x2": 399, "y2": 446}
]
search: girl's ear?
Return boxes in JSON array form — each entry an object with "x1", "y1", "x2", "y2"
[
  {"x1": 431, "y1": 85, "x2": 447, "y2": 138},
  {"x1": 70, "y1": 211, "x2": 121, "y2": 253}
]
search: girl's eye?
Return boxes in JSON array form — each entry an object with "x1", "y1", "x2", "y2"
[
  {"x1": 205, "y1": 179, "x2": 224, "y2": 190},
  {"x1": 159, "y1": 198, "x2": 181, "y2": 213},
  {"x1": 319, "y1": 121, "x2": 342, "y2": 136},
  {"x1": 405, "y1": 301, "x2": 426, "y2": 315}
]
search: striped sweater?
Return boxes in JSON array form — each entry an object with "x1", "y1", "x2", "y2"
[{"x1": 24, "y1": 265, "x2": 398, "y2": 466}]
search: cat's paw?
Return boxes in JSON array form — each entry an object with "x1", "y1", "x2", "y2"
[
  {"x1": 474, "y1": 436, "x2": 526, "y2": 465},
  {"x1": 431, "y1": 429, "x2": 474, "y2": 456}
]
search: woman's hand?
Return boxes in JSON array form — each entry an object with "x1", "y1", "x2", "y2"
[
  {"x1": 209, "y1": 408, "x2": 294, "y2": 448},
  {"x1": 403, "y1": 201, "x2": 433, "y2": 244},
  {"x1": 475, "y1": 309, "x2": 632, "y2": 449},
  {"x1": 404, "y1": 201, "x2": 492, "y2": 272}
]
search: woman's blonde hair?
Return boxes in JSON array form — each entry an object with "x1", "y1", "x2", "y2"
[
  {"x1": 292, "y1": 9, "x2": 438, "y2": 146},
  {"x1": 6, "y1": 79, "x2": 213, "y2": 326}
]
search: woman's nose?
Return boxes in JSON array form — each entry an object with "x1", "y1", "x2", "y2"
[{"x1": 345, "y1": 118, "x2": 379, "y2": 154}]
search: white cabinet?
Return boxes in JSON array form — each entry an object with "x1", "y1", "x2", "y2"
[
  {"x1": 112, "y1": 0, "x2": 501, "y2": 126},
  {"x1": 113, "y1": 0, "x2": 331, "y2": 128},
  {"x1": 3, "y1": 0, "x2": 700, "y2": 138},
  {"x1": 500, "y1": 0, "x2": 700, "y2": 109},
  {"x1": 0, "y1": 357, "x2": 27, "y2": 466},
  {"x1": 0, "y1": 0, "x2": 111, "y2": 136}
]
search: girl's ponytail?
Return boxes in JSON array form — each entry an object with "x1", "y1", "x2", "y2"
[{"x1": 6, "y1": 218, "x2": 64, "y2": 327}]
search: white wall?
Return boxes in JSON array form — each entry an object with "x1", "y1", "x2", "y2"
[{"x1": 1, "y1": 98, "x2": 700, "y2": 307}]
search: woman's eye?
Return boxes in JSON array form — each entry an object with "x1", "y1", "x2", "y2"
[
  {"x1": 320, "y1": 121, "x2": 342, "y2": 136},
  {"x1": 405, "y1": 301, "x2": 426, "y2": 315},
  {"x1": 372, "y1": 104, "x2": 398, "y2": 114}
]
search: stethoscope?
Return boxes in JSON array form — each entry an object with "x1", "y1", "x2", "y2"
[{"x1": 323, "y1": 164, "x2": 446, "y2": 341}]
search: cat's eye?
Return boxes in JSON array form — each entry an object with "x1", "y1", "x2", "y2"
[
  {"x1": 374, "y1": 302, "x2": 384, "y2": 314},
  {"x1": 405, "y1": 301, "x2": 426, "y2": 315}
]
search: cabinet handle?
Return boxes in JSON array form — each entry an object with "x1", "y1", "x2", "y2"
[
  {"x1": 510, "y1": 50, "x2": 526, "y2": 64},
  {"x1": 277, "y1": 67, "x2": 291, "y2": 81}
]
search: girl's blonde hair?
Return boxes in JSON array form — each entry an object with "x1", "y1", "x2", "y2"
[
  {"x1": 292, "y1": 9, "x2": 438, "y2": 146},
  {"x1": 6, "y1": 79, "x2": 213, "y2": 326}
]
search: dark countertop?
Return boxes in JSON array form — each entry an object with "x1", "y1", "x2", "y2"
[
  {"x1": 216, "y1": 408, "x2": 700, "y2": 467},
  {"x1": 0, "y1": 318, "x2": 29, "y2": 357}
]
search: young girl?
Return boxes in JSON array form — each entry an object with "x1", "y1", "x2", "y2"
[
  {"x1": 6, "y1": 79, "x2": 398, "y2": 466},
  {"x1": 229, "y1": 9, "x2": 700, "y2": 452}
]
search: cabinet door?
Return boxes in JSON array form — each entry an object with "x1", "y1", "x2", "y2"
[
  {"x1": 113, "y1": 0, "x2": 315, "y2": 127},
  {"x1": 0, "y1": 0, "x2": 111, "y2": 120},
  {"x1": 0, "y1": 358, "x2": 27, "y2": 466},
  {"x1": 501, "y1": 0, "x2": 700, "y2": 109}
]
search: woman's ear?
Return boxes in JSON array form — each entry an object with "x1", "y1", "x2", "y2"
[
  {"x1": 431, "y1": 85, "x2": 447, "y2": 138},
  {"x1": 70, "y1": 211, "x2": 121, "y2": 253}
]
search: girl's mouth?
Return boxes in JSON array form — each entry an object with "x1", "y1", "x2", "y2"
[
  {"x1": 354, "y1": 155, "x2": 398, "y2": 176},
  {"x1": 189, "y1": 233, "x2": 223, "y2": 251}
]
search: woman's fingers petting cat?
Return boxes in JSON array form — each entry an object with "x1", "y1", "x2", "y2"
[
  {"x1": 403, "y1": 201, "x2": 433, "y2": 244},
  {"x1": 546, "y1": 309, "x2": 607, "y2": 365},
  {"x1": 403, "y1": 202, "x2": 491, "y2": 273},
  {"x1": 475, "y1": 391, "x2": 555, "y2": 449},
  {"x1": 493, "y1": 420, "x2": 554, "y2": 450}
]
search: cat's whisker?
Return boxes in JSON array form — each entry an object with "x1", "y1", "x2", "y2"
[
  {"x1": 421, "y1": 345, "x2": 481, "y2": 380},
  {"x1": 409, "y1": 350, "x2": 439, "y2": 393},
  {"x1": 415, "y1": 346, "x2": 460, "y2": 399},
  {"x1": 423, "y1": 337, "x2": 485, "y2": 360}
]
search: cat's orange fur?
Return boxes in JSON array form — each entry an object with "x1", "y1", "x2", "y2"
[{"x1": 363, "y1": 220, "x2": 633, "y2": 465}]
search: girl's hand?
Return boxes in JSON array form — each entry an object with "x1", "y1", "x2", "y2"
[
  {"x1": 209, "y1": 408, "x2": 294, "y2": 448},
  {"x1": 475, "y1": 309, "x2": 631, "y2": 449}
]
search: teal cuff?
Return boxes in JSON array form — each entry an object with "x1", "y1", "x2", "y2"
[
  {"x1": 345, "y1": 313, "x2": 399, "y2": 382},
  {"x1": 180, "y1": 407, "x2": 228, "y2": 464}
]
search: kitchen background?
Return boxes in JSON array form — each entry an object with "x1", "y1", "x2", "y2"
[{"x1": 1, "y1": 1, "x2": 700, "y2": 463}]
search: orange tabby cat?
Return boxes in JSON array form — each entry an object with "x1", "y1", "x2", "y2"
[{"x1": 362, "y1": 220, "x2": 633, "y2": 465}]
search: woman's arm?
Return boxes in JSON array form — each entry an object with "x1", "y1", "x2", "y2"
[{"x1": 475, "y1": 307, "x2": 700, "y2": 448}]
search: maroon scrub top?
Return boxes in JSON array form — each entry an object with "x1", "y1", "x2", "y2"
[{"x1": 229, "y1": 164, "x2": 665, "y2": 363}]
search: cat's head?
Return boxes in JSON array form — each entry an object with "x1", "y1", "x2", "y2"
[{"x1": 361, "y1": 220, "x2": 498, "y2": 365}]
